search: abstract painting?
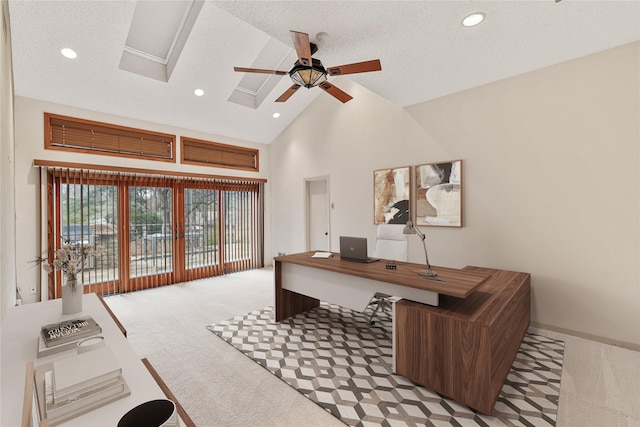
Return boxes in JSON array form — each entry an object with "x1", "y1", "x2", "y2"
[
  {"x1": 415, "y1": 160, "x2": 462, "y2": 227},
  {"x1": 373, "y1": 166, "x2": 411, "y2": 224}
]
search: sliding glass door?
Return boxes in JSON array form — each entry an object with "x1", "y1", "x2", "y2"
[
  {"x1": 56, "y1": 181, "x2": 120, "y2": 295},
  {"x1": 126, "y1": 185, "x2": 174, "y2": 291},
  {"x1": 46, "y1": 168, "x2": 264, "y2": 299},
  {"x1": 180, "y1": 183, "x2": 263, "y2": 279},
  {"x1": 223, "y1": 189, "x2": 260, "y2": 273},
  {"x1": 182, "y1": 187, "x2": 222, "y2": 280}
]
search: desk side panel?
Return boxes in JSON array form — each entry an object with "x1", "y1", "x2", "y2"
[
  {"x1": 395, "y1": 303, "x2": 439, "y2": 389},
  {"x1": 274, "y1": 260, "x2": 319, "y2": 321},
  {"x1": 462, "y1": 267, "x2": 532, "y2": 402},
  {"x1": 450, "y1": 321, "x2": 492, "y2": 412},
  {"x1": 395, "y1": 268, "x2": 531, "y2": 415},
  {"x1": 395, "y1": 301, "x2": 491, "y2": 412},
  {"x1": 488, "y1": 273, "x2": 531, "y2": 401},
  {"x1": 278, "y1": 290, "x2": 320, "y2": 321}
]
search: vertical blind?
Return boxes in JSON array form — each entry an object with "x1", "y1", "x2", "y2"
[{"x1": 43, "y1": 166, "x2": 265, "y2": 299}]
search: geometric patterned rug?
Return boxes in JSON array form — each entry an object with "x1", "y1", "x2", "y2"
[{"x1": 207, "y1": 303, "x2": 565, "y2": 427}]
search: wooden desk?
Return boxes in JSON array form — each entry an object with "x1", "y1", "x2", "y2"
[
  {"x1": 395, "y1": 266, "x2": 530, "y2": 414},
  {"x1": 274, "y1": 252, "x2": 530, "y2": 415},
  {"x1": 1, "y1": 293, "x2": 169, "y2": 426},
  {"x1": 274, "y1": 251, "x2": 491, "y2": 321}
]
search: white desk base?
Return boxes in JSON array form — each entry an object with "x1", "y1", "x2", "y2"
[
  {"x1": 281, "y1": 263, "x2": 439, "y2": 312},
  {"x1": 280, "y1": 263, "x2": 439, "y2": 374}
]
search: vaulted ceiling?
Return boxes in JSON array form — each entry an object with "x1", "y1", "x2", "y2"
[{"x1": 8, "y1": 1, "x2": 640, "y2": 145}]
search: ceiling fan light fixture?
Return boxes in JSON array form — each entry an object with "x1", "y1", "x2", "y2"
[
  {"x1": 462, "y1": 12, "x2": 485, "y2": 27},
  {"x1": 234, "y1": 30, "x2": 380, "y2": 103},
  {"x1": 289, "y1": 59, "x2": 327, "y2": 88}
]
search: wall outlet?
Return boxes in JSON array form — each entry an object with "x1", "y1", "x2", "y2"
[
  {"x1": 278, "y1": 252, "x2": 286, "y2": 257},
  {"x1": 29, "y1": 286, "x2": 36, "y2": 295}
]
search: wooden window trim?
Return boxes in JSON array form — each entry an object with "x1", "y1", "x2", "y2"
[
  {"x1": 181, "y1": 136, "x2": 259, "y2": 172},
  {"x1": 33, "y1": 159, "x2": 267, "y2": 183},
  {"x1": 45, "y1": 113, "x2": 176, "y2": 163}
]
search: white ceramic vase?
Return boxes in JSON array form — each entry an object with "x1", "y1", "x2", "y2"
[{"x1": 62, "y1": 279, "x2": 83, "y2": 314}]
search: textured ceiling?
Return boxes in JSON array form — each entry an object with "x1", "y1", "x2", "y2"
[{"x1": 8, "y1": 1, "x2": 640, "y2": 145}]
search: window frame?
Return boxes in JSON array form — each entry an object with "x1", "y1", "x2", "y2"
[
  {"x1": 181, "y1": 136, "x2": 259, "y2": 172},
  {"x1": 45, "y1": 113, "x2": 176, "y2": 163}
]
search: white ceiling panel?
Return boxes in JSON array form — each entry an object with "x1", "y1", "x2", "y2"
[{"x1": 8, "y1": 0, "x2": 640, "y2": 145}]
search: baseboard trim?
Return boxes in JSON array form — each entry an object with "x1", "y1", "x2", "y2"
[{"x1": 529, "y1": 322, "x2": 640, "y2": 352}]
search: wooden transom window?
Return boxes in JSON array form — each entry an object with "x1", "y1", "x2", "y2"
[
  {"x1": 181, "y1": 137, "x2": 259, "y2": 172},
  {"x1": 45, "y1": 113, "x2": 176, "y2": 162}
]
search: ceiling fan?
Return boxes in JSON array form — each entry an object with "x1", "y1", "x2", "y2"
[{"x1": 234, "y1": 30, "x2": 382, "y2": 103}]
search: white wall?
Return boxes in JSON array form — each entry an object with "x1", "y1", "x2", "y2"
[
  {"x1": 13, "y1": 97, "x2": 271, "y2": 304},
  {"x1": 269, "y1": 43, "x2": 640, "y2": 347},
  {"x1": 0, "y1": 0, "x2": 17, "y2": 316},
  {"x1": 269, "y1": 78, "x2": 439, "y2": 256}
]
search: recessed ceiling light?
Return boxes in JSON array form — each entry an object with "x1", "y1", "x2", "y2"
[
  {"x1": 272, "y1": 113, "x2": 280, "y2": 119},
  {"x1": 462, "y1": 12, "x2": 485, "y2": 27},
  {"x1": 193, "y1": 88, "x2": 204, "y2": 97},
  {"x1": 60, "y1": 48, "x2": 77, "y2": 59}
]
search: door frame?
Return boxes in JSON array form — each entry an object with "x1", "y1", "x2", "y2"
[{"x1": 304, "y1": 175, "x2": 331, "y2": 252}]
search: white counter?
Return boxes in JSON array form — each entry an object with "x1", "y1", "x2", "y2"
[{"x1": 1, "y1": 293, "x2": 168, "y2": 426}]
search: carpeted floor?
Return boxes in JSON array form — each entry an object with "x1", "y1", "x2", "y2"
[{"x1": 208, "y1": 302, "x2": 565, "y2": 427}]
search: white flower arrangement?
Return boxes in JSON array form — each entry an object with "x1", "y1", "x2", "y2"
[{"x1": 42, "y1": 241, "x2": 103, "y2": 292}]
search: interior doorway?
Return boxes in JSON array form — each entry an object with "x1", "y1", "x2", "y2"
[{"x1": 305, "y1": 176, "x2": 330, "y2": 252}]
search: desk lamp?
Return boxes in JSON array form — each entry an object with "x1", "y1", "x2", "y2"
[{"x1": 403, "y1": 220, "x2": 437, "y2": 277}]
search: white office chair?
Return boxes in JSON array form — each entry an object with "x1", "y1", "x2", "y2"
[
  {"x1": 366, "y1": 224, "x2": 408, "y2": 325},
  {"x1": 373, "y1": 224, "x2": 408, "y2": 261}
]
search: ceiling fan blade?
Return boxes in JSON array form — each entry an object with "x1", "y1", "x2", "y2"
[
  {"x1": 275, "y1": 84, "x2": 301, "y2": 102},
  {"x1": 291, "y1": 30, "x2": 312, "y2": 66},
  {"x1": 327, "y1": 59, "x2": 382, "y2": 76},
  {"x1": 234, "y1": 67, "x2": 288, "y2": 75},
  {"x1": 319, "y1": 82, "x2": 353, "y2": 103}
]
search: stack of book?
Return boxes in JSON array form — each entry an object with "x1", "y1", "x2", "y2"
[
  {"x1": 37, "y1": 317, "x2": 102, "y2": 357},
  {"x1": 42, "y1": 346, "x2": 129, "y2": 422}
]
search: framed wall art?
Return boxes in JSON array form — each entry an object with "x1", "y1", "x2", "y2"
[
  {"x1": 415, "y1": 160, "x2": 462, "y2": 227},
  {"x1": 373, "y1": 166, "x2": 411, "y2": 224}
]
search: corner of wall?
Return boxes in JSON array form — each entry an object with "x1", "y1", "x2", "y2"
[{"x1": 0, "y1": 0, "x2": 18, "y2": 315}]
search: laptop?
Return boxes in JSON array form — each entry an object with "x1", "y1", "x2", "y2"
[{"x1": 339, "y1": 236, "x2": 379, "y2": 263}]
